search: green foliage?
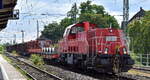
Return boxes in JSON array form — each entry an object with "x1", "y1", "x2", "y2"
[
  {"x1": 12, "y1": 50, "x2": 17, "y2": 54},
  {"x1": 80, "y1": 0, "x2": 105, "y2": 15},
  {"x1": 79, "y1": 13, "x2": 108, "y2": 28},
  {"x1": 41, "y1": 22, "x2": 61, "y2": 41},
  {"x1": 41, "y1": 1, "x2": 119, "y2": 41},
  {"x1": 67, "y1": 3, "x2": 78, "y2": 23},
  {"x1": 11, "y1": 50, "x2": 19, "y2": 56},
  {"x1": 60, "y1": 18, "x2": 74, "y2": 29},
  {"x1": 127, "y1": 11, "x2": 150, "y2": 54},
  {"x1": 130, "y1": 52, "x2": 142, "y2": 66},
  {"x1": 79, "y1": 1, "x2": 119, "y2": 28},
  {"x1": 0, "y1": 45, "x2": 4, "y2": 54},
  {"x1": 30, "y1": 54, "x2": 44, "y2": 66},
  {"x1": 79, "y1": 13, "x2": 119, "y2": 28},
  {"x1": 41, "y1": 18, "x2": 74, "y2": 41}
]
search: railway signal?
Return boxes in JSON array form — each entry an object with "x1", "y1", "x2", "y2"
[{"x1": 10, "y1": 9, "x2": 20, "y2": 20}]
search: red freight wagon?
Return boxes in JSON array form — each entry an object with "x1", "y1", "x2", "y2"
[{"x1": 6, "y1": 39, "x2": 60, "y2": 59}]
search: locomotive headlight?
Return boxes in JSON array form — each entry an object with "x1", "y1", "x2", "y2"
[
  {"x1": 47, "y1": 48, "x2": 49, "y2": 52},
  {"x1": 42, "y1": 48, "x2": 44, "y2": 52},
  {"x1": 104, "y1": 48, "x2": 108, "y2": 54},
  {"x1": 49, "y1": 47, "x2": 52, "y2": 53},
  {"x1": 123, "y1": 48, "x2": 127, "y2": 54},
  {"x1": 43, "y1": 48, "x2": 45, "y2": 52},
  {"x1": 52, "y1": 47, "x2": 55, "y2": 52}
]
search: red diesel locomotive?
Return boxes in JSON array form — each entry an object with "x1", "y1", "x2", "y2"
[{"x1": 58, "y1": 21, "x2": 134, "y2": 73}]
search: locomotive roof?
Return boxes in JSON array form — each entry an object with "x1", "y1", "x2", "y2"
[
  {"x1": 63, "y1": 22, "x2": 96, "y2": 37},
  {"x1": 63, "y1": 23, "x2": 76, "y2": 37},
  {"x1": 65, "y1": 22, "x2": 96, "y2": 29}
]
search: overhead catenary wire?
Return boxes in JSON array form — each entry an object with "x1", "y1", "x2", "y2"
[
  {"x1": 2, "y1": 0, "x2": 149, "y2": 44},
  {"x1": 130, "y1": 0, "x2": 149, "y2": 7}
]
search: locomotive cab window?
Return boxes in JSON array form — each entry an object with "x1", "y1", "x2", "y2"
[
  {"x1": 70, "y1": 27, "x2": 77, "y2": 34},
  {"x1": 105, "y1": 36, "x2": 117, "y2": 41},
  {"x1": 76, "y1": 27, "x2": 84, "y2": 32},
  {"x1": 65, "y1": 29, "x2": 70, "y2": 36},
  {"x1": 70, "y1": 26, "x2": 84, "y2": 34}
]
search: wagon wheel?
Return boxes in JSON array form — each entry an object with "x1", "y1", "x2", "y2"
[{"x1": 113, "y1": 55, "x2": 120, "y2": 74}]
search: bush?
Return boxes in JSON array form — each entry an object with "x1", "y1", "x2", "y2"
[
  {"x1": 30, "y1": 54, "x2": 44, "y2": 66},
  {"x1": 12, "y1": 50, "x2": 17, "y2": 54},
  {"x1": 130, "y1": 52, "x2": 143, "y2": 66},
  {"x1": 12, "y1": 50, "x2": 19, "y2": 56}
]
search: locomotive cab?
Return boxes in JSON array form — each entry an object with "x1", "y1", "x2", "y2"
[{"x1": 63, "y1": 22, "x2": 95, "y2": 40}]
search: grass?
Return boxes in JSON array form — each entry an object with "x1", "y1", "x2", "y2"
[
  {"x1": 30, "y1": 54, "x2": 44, "y2": 67},
  {"x1": 0, "y1": 45, "x2": 4, "y2": 54},
  {"x1": 1, "y1": 54, "x2": 12, "y2": 63},
  {"x1": 128, "y1": 69, "x2": 150, "y2": 77},
  {"x1": 12, "y1": 50, "x2": 19, "y2": 56}
]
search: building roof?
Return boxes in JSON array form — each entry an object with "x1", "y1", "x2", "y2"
[
  {"x1": 0, "y1": 0, "x2": 18, "y2": 30},
  {"x1": 128, "y1": 7, "x2": 145, "y2": 24}
]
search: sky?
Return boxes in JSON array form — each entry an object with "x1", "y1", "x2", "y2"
[{"x1": 0, "y1": 0, "x2": 150, "y2": 44}]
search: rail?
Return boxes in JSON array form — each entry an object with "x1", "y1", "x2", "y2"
[{"x1": 5, "y1": 53, "x2": 63, "y2": 80}]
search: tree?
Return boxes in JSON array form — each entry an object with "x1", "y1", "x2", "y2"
[
  {"x1": 41, "y1": 22, "x2": 61, "y2": 41},
  {"x1": 79, "y1": 13, "x2": 108, "y2": 28},
  {"x1": 79, "y1": 1, "x2": 119, "y2": 28},
  {"x1": 80, "y1": 0, "x2": 93, "y2": 14},
  {"x1": 67, "y1": 3, "x2": 78, "y2": 23},
  {"x1": 92, "y1": 4, "x2": 105, "y2": 15},
  {"x1": 41, "y1": 18, "x2": 73, "y2": 41},
  {"x1": 128, "y1": 21, "x2": 143, "y2": 53},
  {"x1": 80, "y1": 1, "x2": 105, "y2": 15},
  {"x1": 41, "y1": 1, "x2": 120, "y2": 41},
  {"x1": 127, "y1": 11, "x2": 150, "y2": 54}
]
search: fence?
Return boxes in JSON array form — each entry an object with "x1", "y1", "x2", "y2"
[{"x1": 133, "y1": 53, "x2": 150, "y2": 67}]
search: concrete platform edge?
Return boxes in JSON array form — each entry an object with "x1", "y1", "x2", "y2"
[{"x1": 0, "y1": 63, "x2": 9, "y2": 80}]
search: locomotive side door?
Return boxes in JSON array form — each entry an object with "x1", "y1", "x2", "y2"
[{"x1": 66, "y1": 26, "x2": 85, "y2": 64}]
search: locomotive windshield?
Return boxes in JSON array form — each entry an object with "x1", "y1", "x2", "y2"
[
  {"x1": 70, "y1": 26, "x2": 84, "y2": 34},
  {"x1": 71, "y1": 27, "x2": 78, "y2": 34},
  {"x1": 106, "y1": 36, "x2": 117, "y2": 41}
]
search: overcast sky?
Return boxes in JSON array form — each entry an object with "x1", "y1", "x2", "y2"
[{"x1": 0, "y1": 0, "x2": 150, "y2": 44}]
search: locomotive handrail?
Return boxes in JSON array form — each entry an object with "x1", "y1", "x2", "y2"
[{"x1": 88, "y1": 36, "x2": 125, "y2": 40}]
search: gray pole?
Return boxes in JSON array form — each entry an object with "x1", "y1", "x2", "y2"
[
  {"x1": 13, "y1": 34, "x2": 16, "y2": 44},
  {"x1": 122, "y1": 0, "x2": 129, "y2": 31},
  {"x1": 73, "y1": 3, "x2": 77, "y2": 23},
  {"x1": 37, "y1": 20, "x2": 39, "y2": 39},
  {"x1": 21, "y1": 30, "x2": 24, "y2": 43}
]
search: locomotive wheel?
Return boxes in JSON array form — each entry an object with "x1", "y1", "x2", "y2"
[{"x1": 112, "y1": 55, "x2": 120, "y2": 74}]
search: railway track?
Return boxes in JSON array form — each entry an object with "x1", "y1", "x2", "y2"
[
  {"x1": 5, "y1": 53, "x2": 62, "y2": 80},
  {"x1": 5, "y1": 52, "x2": 149, "y2": 80},
  {"x1": 133, "y1": 66, "x2": 150, "y2": 73},
  {"x1": 43, "y1": 59, "x2": 136, "y2": 80}
]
